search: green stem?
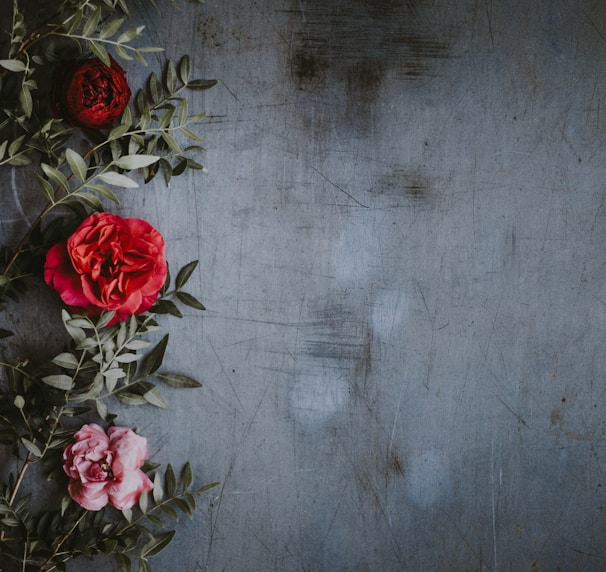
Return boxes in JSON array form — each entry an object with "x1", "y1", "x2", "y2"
[
  {"x1": 38, "y1": 511, "x2": 86, "y2": 572},
  {"x1": 0, "y1": 451, "x2": 33, "y2": 542}
]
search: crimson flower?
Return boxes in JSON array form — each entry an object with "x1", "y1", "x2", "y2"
[{"x1": 51, "y1": 57, "x2": 131, "y2": 130}]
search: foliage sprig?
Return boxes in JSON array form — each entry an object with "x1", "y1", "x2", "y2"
[{"x1": 0, "y1": 0, "x2": 218, "y2": 570}]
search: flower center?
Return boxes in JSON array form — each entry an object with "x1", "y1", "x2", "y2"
[{"x1": 82, "y1": 70, "x2": 113, "y2": 108}]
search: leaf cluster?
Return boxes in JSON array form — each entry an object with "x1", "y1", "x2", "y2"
[
  {"x1": 0, "y1": 1, "x2": 217, "y2": 569},
  {"x1": 0, "y1": 259, "x2": 209, "y2": 570},
  {"x1": 0, "y1": 462, "x2": 218, "y2": 571}
]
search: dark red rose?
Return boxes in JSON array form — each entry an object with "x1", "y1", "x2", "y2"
[
  {"x1": 51, "y1": 57, "x2": 131, "y2": 130},
  {"x1": 44, "y1": 212, "x2": 167, "y2": 325}
]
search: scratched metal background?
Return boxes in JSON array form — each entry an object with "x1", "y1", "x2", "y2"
[{"x1": 2, "y1": 0, "x2": 606, "y2": 570}]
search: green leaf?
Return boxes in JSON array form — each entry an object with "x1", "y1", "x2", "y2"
[
  {"x1": 156, "y1": 373, "x2": 202, "y2": 389},
  {"x1": 96, "y1": 399, "x2": 108, "y2": 420},
  {"x1": 109, "y1": 123, "x2": 130, "y2": 140},
  {"x1": 98, "y1": 171, "x2": 139, "y2": 188},
  {"x1": 125, "y1": 340, "x2": 151, "y2": 351},
  {"x1": 99, "y1": 17, "x2": 126, "y2": 40},
  {"x1": 6, "y1": 154, "x2": 32, "y2": 166},
  {"x1": 82, "y1": 5, "x2": 101, "y2": 36},
  {"x1": 178, "y1": 97, "x2": 188, "y2": 126},
  {"x1": 187, "y1": 79, "x2": 218, "y2": 90},
  {"x1": 86, "y1": 183, "x2": 120, "y2": 203},
  {"x1": 21, "y1": 438, "x2": 42, "y2": 457},
  {"x1": 142, "y1": 531, "x2": 176, "y2": 558},
  {"x1": 139, "y1": 558, "x2": 152, "y2": 572},
  {"x1": 65, "y1": 149, "x2": 87, "y2": 182},
  {"x1": 0, "y1": 329, "x2": 13, "y2": 339},
  {"x1": 165, "y1": 464, "x2": 177, "y2": 496},
  {"x1": 179, "y1": 126, "x2": 205, "y2": 142},
  {"x1": 116, "y1": 25, "x2": 145, "y2": 44},
  {"x1": 115, "y1": 352, "x2": 139, "y2": 363},
  {"x1": 139, "y1": 489, "x2": 149, "y2": 513},
  {"x1": 41, "y1": 163, "x2": 70, "y2": 192},
  {"x1": 144, "y1": 385, "x2": 169, "y2": 408},
  {"x1": 89, "y1": 40, "x2": 110, "y2": 67},
  {"x1": 149, "y1": 72, "x2": 162, "y2": 104},
  {"x1": 76, "y1": 192, "x2": 104, "y2": 211},
  {"x1": 0, "y1": 140, "x2": 7, "y2": 161},
  {"x1": 182, "y1": 462, "x2": 193, "y2": 489},
  {"x1": 115, "y1": 44, "x2": 133, "y2": 60},
  {"x1": 174, "y1": 497, "x2": 193, "y2": 518},
  {"x1": 178, "y1": 55, "x2": 191, "y2": 84},
  {"x1": 19, "y1": 86, "x2": 32, "y2": 118},
  {"x1": 141, "y1": 334, "x2": 169, "y2": 377},
  {"x1": 97, "y1": 311, "x2": 116, "y2": 329},
  {"x1": 61, "y1": 495, "x2": 71, "y2": 516},
  {"x1": 161, "y1": 131, "x2": 180, "y2": 152},
  {"x1": 176, "y1": 291, "x2": 206, "y2": 311},
  {"x1": 37, "y1": 175, "x2": 56, "y2": 203},
  {"x1": 113, "y1": 154, "x2": 159, "y2": 170},
  {"x1": 63, "y1": 310, "x2": 86, "y2": 344},
  {"x1": 160, "y1": 504, "x2": 179, "y2": 521},
  {"x1": 9, "y1": 134, "x2": 26, "y2": 156},
  {"x1": 151, "y1": 299, "x2": 182, "y2": 317},
  {"x1": 52, "y1": 352, "x2": 80, "y2": 370},
  {"x1": 41, "y1": 374, "x2": 73, "y2": 390},
  {"x1": 114, "y1": 552, "x2": 132, "y2": 572},
  {"x1": 175, "y1": 260, "x2": 198, "y2": 290},
  {"x1": 165, "y1": 60, "x2": 177, "y2": 94},
  {"x1": 0, "y1": 59, "x2": 26, "y2": 72},
  {"x1": 153, "y1": 472, "x2": 164, "y2": 503},
  {"x1": 103, "y1": 368, "x2": 126, "y2": 380}
]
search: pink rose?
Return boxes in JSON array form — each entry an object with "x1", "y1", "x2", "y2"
[
  {"x1": 63, "y1": 423, "x2": 153, "y2": 511},
  {"x1": 44, "y1": 212, "x2": 167, "y2": 325}
]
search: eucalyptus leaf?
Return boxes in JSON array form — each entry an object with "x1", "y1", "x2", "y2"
[
  {"x1": 52, "y1": 352, "x2": 80, "y2": 370},
  {"x1": 98, "y1": 171, "x2": 139, "y2": 188},
  {"x1": 113, "y1": 154, "x2": 159, "y2": 170},
  {"x1": 0, "y1": 59, "x2": 26, "y2": 72},
  {"x1": 143, "y1": 385, "x2": 169, "y2": 408},
  {"x1": 89, "y1": 40, "x2": 111, "y2": 67},
  {"x1": 21, "y1": 438, "x2": 42, "y2": 457},
  {"x1": 65, "y1": 149, "x2": 87, "y2": 182},
  {"x1": 41, "y1": 374, "x2": 73, "y2": 390}
]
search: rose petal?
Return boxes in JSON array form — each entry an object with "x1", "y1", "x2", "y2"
[
  {"x1": 68, "y1": 479, "x2": 109, "y2": 511},
  {"x1": 107, "y1": 469, "x2": 153, "y2": 510}
]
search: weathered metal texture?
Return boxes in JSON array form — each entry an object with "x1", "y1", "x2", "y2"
[{"x1": 2, "y1": 0, "x2": 606, "y2": 570}]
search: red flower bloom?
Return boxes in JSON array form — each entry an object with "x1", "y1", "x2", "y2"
[
  {"x1": 44, "y1": 212, "x2": 167, "y2": 325},
  {"x1": 51, "y1": 57, "x2": 131, "y2": 130}
]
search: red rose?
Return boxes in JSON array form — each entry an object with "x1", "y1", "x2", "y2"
[
  {"x1": 51, "y1": 57, "x2": 131, "y2": 130},
  {"x1": 44, "y1": 212, "x2": 167, "y2": 324}
]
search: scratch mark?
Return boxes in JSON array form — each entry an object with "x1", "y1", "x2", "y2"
[
  {"x1": 483, "y1": 0, "x2": 495, "y2": 49},
  {"x1": 416, "y1": 280, "x2": 437, "y2": 390},
  {"x1": 311, "y1": 166, "x2": 369, "y2": 208},
  {"x1": 496, "y1": 395, "x2": 528, "y2": 427},
  {"x1": 208, "y1": 338, "x2": 245, "y2": 412},
  {"x1": 205, "y1": 378, "x2": 273, "y2": 568}
]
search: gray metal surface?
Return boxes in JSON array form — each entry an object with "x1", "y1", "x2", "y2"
[{"x1": 3, "y1": 0, "x2": 606, "y2": 570}]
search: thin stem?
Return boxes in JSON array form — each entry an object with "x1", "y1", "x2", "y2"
[
  {"x1": 38, "y1": 511, "x2": 86, "y2": 571},
  {"x1": 0, "y1": 451, "x2": 33, "y2": 542}
]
